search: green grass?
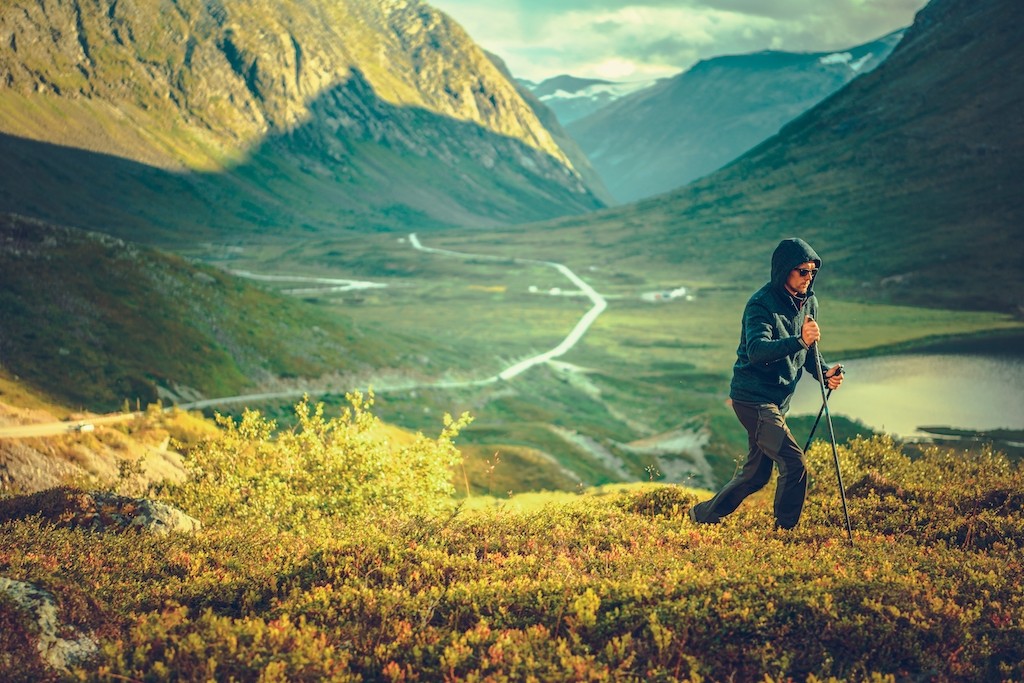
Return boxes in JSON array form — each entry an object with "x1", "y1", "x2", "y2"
[
  {"x1": 0, "y1": 216, "x2": 408, "y2": 411},
  {"x1": 7, "y1": 210, "x2": 1017, "y2": 494},
  {"x1": 2, "y1": 0, "x2": 1020, "y2": 504}
]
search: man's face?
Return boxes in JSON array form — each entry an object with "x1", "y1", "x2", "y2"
[{"x1": 785, "y1": 261, "x2": 817, "y2": 295}]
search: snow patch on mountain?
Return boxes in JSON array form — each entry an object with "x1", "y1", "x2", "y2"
[
  {"x1": 819, "y1": 51, "x2": 854, "y2": 66},
  {"x1": 849, "y1": 53, "x2": 875, "y2": 72},
  {"x1": 532, "y1": 77, "x2": 659, "y2": 125},
  {"x1": 820, "y1": 51, "x2": 878, "y2": 73},
  {"x1": 539, "y1": 79, "x2": 655, "y2": 103}
]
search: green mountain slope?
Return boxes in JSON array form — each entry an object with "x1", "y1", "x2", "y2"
[
  {"x1": 0, "y1": 0, "x2": 602, "y2": 242},
  {"x1": 485, "y1": 51, "x2": 615, "y2": 206},
  {"x1": 567, "y1": 31, "x2": 903, "y2": 203},
  {"x1": 0, "y1": 213, "x2": 413, "y2": 411},
  {"x1": 480, "y1": 0, "x2": 1023, "y2": 313}
]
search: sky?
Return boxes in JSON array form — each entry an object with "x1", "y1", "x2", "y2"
[{"x1": 429, "y1": 0, "x2": 930, "y2": 83}]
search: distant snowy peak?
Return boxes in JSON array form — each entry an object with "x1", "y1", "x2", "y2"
[
  {"x1": 541, "y1": 79, "x2": 656, "y2": 102},
  {"x1": 564, "y1": 27, "x2": 909, "y2": 204},
  {"x1": 820, "y1": 29, "x2": 906, "y2": 73},
  {"x1": 819, "y1": 51, "x2": 878, "y2": 72},
  {"x1": 527, "y1": 75, "x2": 658, "y2": 125},
  {"x1": 531, "y1": 75, "x2": 611, "y2": 98}
]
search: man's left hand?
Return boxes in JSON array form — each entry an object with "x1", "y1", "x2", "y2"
[{"x1": 825, "y1": 364, "x2": 844, "y2": 391}]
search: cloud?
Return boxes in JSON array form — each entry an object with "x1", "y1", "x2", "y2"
[{"x1": 429, "y1": 0, "x2": 927, "y2": 81}]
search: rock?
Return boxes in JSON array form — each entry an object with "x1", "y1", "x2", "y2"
[
  {"x1": 0, "y1": 486, "x2": 201, "y2": 535},
  {"x1": 0, "y1": 577, "x2": 98, "y2": 672},
  {"x1": 124, "y1": 496, "x2": 203, "y2": 535}
]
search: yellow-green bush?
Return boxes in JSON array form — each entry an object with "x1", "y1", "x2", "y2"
[{"x1": 164, "y1": 393, "x2": 471, "y2": 530}]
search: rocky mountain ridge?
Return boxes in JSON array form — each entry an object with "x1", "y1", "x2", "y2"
[
  {"x1": 0, "y1": 0, "x2": 602, "y2": 237},
  {"x1": 568, "y1": 30, "x2": 904, "y2": 203},
  {"x1": 493, "y1": 0, "x2": 1023, "y2": 312}
]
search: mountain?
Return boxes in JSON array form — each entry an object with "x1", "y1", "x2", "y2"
[
  {"x1": 0, "y1": 0, "x2": 603, "y2": 246},
  {"x1": 567, "y1": 31, "x2": 904, "y2": 203},
  {"x1": 490, "y1": 58, "x2": 614, "y2": 205},
  {"x1": 488, "y1": 0, "x2": 1024, "y2": 313},
  {"x1": 0, "y1": 213, "x2": 415, "y2": 411},
  {"x1": 526, "y1": 74, "x2": 657, "y2": 126}
]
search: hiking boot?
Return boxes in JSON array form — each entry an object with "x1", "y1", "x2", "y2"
[
  {"x1": 688, "y1": 505, "x2": 703, "y2": 524},
  {"x1": 689, "y1": 504, "x2": 720, "y2": 525}
]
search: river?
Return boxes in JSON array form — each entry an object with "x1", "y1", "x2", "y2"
[{"x1": 789, "y1": 353, "x2": 1024, "y2": 439}]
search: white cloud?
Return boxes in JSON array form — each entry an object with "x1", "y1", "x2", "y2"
[
  {"x1": 430, "y1": 0, "x2": 928, "y2": 82},
  {"x1": 592, "y1": 58, "x2": 639, "y2": 80}
]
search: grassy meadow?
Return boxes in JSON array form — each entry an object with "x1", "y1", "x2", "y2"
[{"x1": 1, "y1": 396, "x2": 1022, "y2": 681}]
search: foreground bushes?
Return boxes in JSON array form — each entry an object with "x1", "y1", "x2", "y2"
[
  {"x1": 164, "y1": 393, "x2": 471, "y2": 530},
  {"x1": 1, "y1": 416, "x2": 1022, "y2": 681}
]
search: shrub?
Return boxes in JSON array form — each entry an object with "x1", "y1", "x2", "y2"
[
  {"x1": 617, "y1": 484, "x2": 697, "y2": 519},
  {"x1": 164, "y1": 392, "x2": 471, "y2": 530}
]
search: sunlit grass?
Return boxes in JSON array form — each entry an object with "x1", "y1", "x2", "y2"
[
  {"x1": 2, "y1": 430, "x2": 1022, "y2": 681},
  {"x1": 458, "y1": 480, "x2": 711, "y2": 513}
]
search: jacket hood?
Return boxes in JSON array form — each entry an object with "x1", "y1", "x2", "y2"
[{"x1": 771, "y1": 238, "x2": 821, "y2": 289}]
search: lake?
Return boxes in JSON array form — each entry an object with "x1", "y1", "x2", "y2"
[{"x1": 789, "y1": 353, "x2": 1024, "y2": 439}]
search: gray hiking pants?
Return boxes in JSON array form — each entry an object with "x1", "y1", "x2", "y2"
[{"x1": 690, "y1": 400, "x2": 807, "y2": 529}]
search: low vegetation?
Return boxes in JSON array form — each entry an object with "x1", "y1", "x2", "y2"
[
  {"x1": 0, "y1": 215, "x2": 404, "y2": 411},
  {"x1": 1, "y1": 398, "x2": 1021, "y2": 681},
  {"x1": 169, "y1": 393, "x2": 471, "y2": 529}
]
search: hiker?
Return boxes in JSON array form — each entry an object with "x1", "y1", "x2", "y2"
[{"x1": 689, "y1": 237, "x2": 844, "y2": 530}]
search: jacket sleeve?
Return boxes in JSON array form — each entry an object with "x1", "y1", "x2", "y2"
[
  {"x1": 801, "y1": 298, "x2": 828, "y2": 380},
  {"x1": 743, "y1": 301, "x2": 805, "y2": 365}
]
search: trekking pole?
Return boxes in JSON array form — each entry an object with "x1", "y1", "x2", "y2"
[
  {"x1": 811, "y1": 345, "x2": 854, "y2": 545},
  {"x1": 802, "y1": 364, "x2": 843, "y2": 453}
]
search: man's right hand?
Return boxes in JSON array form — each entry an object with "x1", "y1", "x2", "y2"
[{"x1": 801, "y1": 316, "x2": 820, "y2": 347}]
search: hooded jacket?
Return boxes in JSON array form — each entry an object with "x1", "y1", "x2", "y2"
[{"x1": 729, "y1": 238, "x2": 828, "y2": 410}]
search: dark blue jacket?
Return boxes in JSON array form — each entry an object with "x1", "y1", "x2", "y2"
[{"x1": 729, "y1": 238, "x2": 828, "y2": 411}]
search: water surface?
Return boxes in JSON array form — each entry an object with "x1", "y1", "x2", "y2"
[{"x1": 790, "y1": 353, "x2": 1024, "y2": 439}]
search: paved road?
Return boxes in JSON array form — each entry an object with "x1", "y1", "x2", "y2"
[
  {"x1": 0, "y1": 235, "x2": 609, "y2": 438},
  {"x1": 0, "y1": 412, "x2": 143, "y2": 439},
  {"x1": 230, "y1": 270, "x2": 387, "y2": 293},
  {"x1": 408, "y1": 233, "x2": 608, "y2": 380}
]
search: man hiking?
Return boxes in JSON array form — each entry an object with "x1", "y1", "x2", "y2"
[{"x1": 689, "y1": 237, "x2": 844, "y2": 530}]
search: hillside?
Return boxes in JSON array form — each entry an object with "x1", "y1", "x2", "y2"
[
  {"x1": 487, "y1": 53, "x2": 615, "y2": 206},
  {"x1": 0, "y1": 372, "x2": 218, "y2": 496},
  {"x1": 0, "y1": 0, "x2": 603, "y2": 244},
  {"x1": 1, "y1": 406, "x2": 1022, "y2": 679},
  {"x1": 567, "y1": 31, "x2": 903, "y2": 203},
  {"x1": 0, "y1": 213, "x2": 418, "y2": 411},
  {"x1": 461, "y1": 0, "x2": 1024, "y2": 313}
]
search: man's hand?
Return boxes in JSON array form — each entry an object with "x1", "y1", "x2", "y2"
[
  {"x1": 825, "y1": 364, "x2": 844, "y2": 391},
  {"x1": 801, "y1": 316, "x2": 820, "y2": 347}
]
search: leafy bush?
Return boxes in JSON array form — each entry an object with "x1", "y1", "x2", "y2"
[
  {"x1": 617, "y1": 484, "x2": 697, "y2": 519},
  {"x1": 164, "y1": 393, "x2": 471, "y2": 530},
  {"x1": 805, "y1": 435, "x2": 1024, "y2": 550}
]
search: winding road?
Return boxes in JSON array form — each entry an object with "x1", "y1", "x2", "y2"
[
  {"x1": 0, "y1": 235, "x2": 609, "y2": 438},
  {"x1": 407, "y1": 233, "x2": 607, "y2": 380}
]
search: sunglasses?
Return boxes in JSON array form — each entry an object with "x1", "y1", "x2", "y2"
[{"x1": 793, "y1": 267, "x2": 818, "y2": 277}]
